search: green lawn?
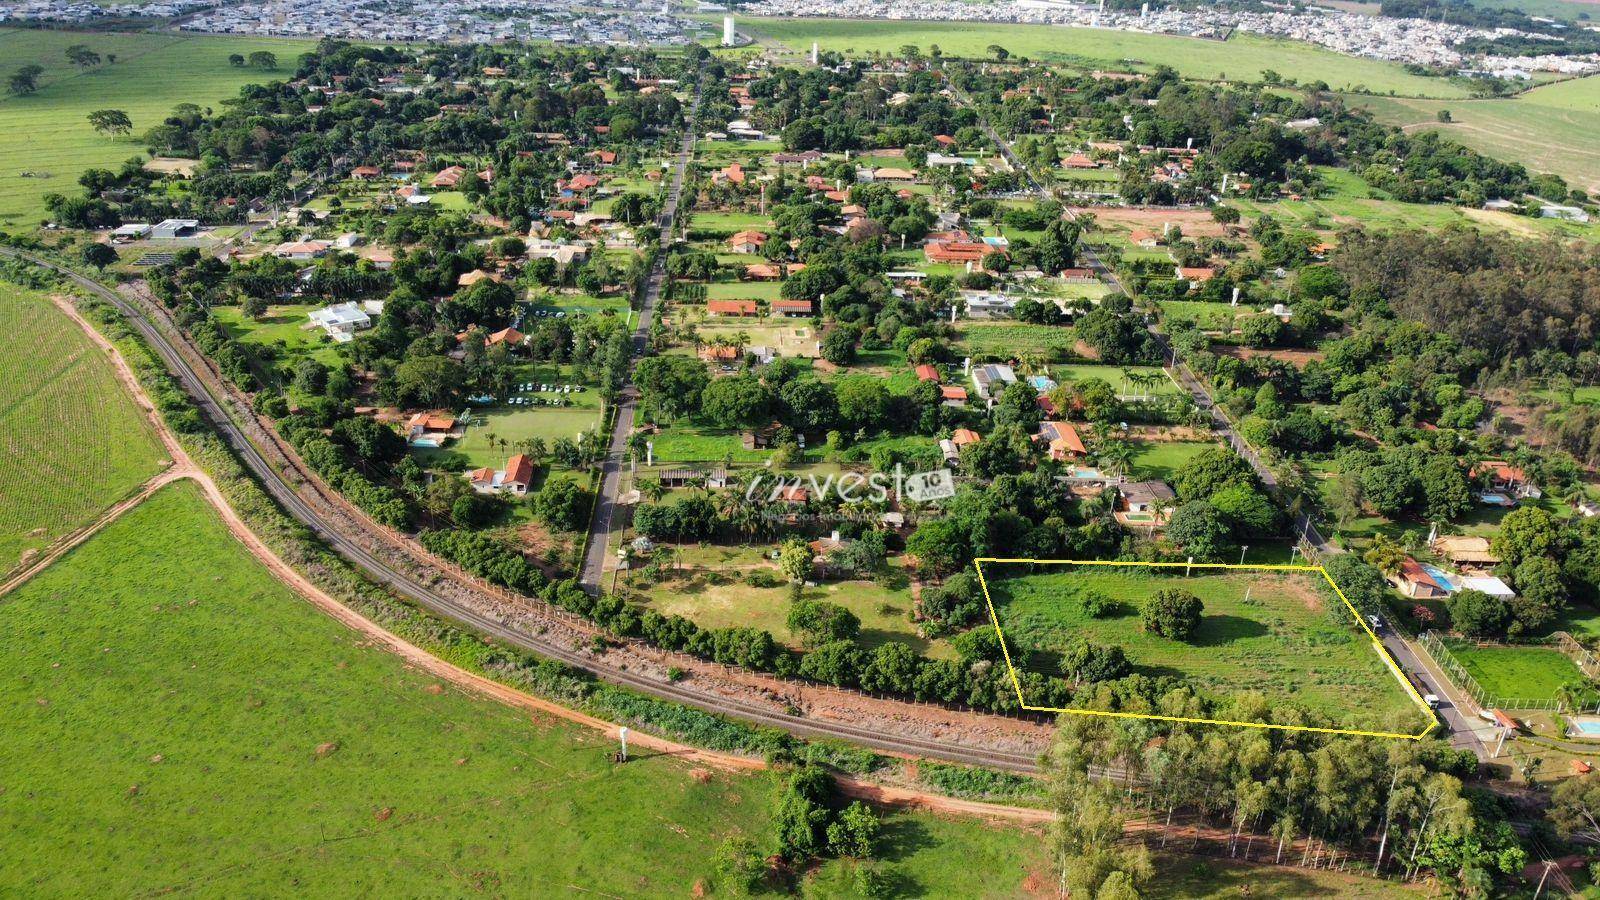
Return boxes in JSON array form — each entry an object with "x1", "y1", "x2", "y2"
[
  {"x1": 985, "y1": 565, "x2": 1424, "y2": 729},
  {"x1": 212, "y1": 304, "x2": 346, "y2": 378},
  {"x1": 0, "y1": 480, "x2": 1045, "y2": 895},
  {"x1": 644, "y1": 423, "x2": 773, "y2": 464},
  {"x1": 1048, "y1": 363, "x2": 1177, "y2": 397},
  {"x1": 413, "y1": 369, "x2": 604, "y2": 472},
  {"x1": 705, "y1": 280, "x2": 782, "y2": 300},
  {"x1": 1129, "y1": 440, "x2": 1217, "y2": 482},
  {"x1": 738, "y1": 18, "x2": 1468, "y2": 97},
  {"x1": 1441, "y1": 639, "x2": 1586, "y2": 704},
  {"x1": 0, "y1": 280, "x2": 167, "y2": 570},
  {"x1": 0, "y1": 28, "x2": 314, "y2": 225}
]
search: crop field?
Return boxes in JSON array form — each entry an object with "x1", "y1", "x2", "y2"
[
  {"x1": 1347, "y1": 75, "x2": 1600, "y2": 194},
  {"x1": 0, "y1": 481, "x2": 1052, "y2": 895},
  {"x1": 981, "y1": 563, "x2": 1425, "y2": 730},
  {"x1": 1440, "y1": 639, "x2": 1586, "y2": 703},
  {"x1": 735, "y1": 17, "x2": 1469, "y2": 97},
  {"x1": 0, "y1": 281, "x2": 167, "y2": 570},
  {"x1": 0, "y1": 28, "x2": 315, "y2": 225}
]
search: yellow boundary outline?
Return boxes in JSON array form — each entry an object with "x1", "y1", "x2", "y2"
[{"x1": 972, "y1": 558, "x2": 1438, "y2": 740}]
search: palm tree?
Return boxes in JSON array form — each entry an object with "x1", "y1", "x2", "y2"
[
  {"x1": 640, "y1": 477, "x2": 667, "y2": 503},
  {"x1": 1098, "y1": 440, "x2": 1136, "y2": 480}
]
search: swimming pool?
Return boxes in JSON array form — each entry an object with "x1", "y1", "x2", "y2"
[
  {"x1": 1567, "y1": 716, "x2": 1600, "y2": 738},
  {"x1": 1420, "y1": 563, "x2": 1457, "y2": 592}
]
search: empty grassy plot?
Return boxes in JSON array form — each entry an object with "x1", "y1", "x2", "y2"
[
  {"x1": 629, "y1": 548, "x2": 952, "y2": 658},
  {"x1": 412, "y1": 373, "x2": 604, "y2": 472},
  {"x1": 1439, "y1": 639, "x2": 1585, "y2": 704},
  {"x1": 211, "y1": 304, "x2": 346, "y2": 376},
  {"x1": 957, "y1": 322, "x2": 1078, "y2": 361},
  {"x1": 0, "y1": 281, "x2": 167, "y2": 570},
  {"x1": 0, "y1": 28, "x2": 314, "y2": 224},
  {"x1": 980, "y1": 562, "x2": 1424, "y2": 730}
]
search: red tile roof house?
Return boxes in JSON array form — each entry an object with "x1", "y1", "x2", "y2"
[
  {"x1": 951, "y1": 428, "x2": 982, "y2": 447},
  {"x1": 1390, "y1": 557, "x2": 1448, "y2": 600},
  {"x1": 772, "y1": 299, "x2": 813, "y2": 318},
  {"x1": 1175, "y1": 266, "x2": 1217, "y2": 283},
  {"x1": 925, "y1": 241, "x2": 1000, "y2": 267},
  {"x1": 707, "y1": 299, "x2": 759, "y2": 317},
  {"x1": 468, "y1": 454, "x2": 535, "y2": 495},
  {"x1": 1036, "y1": 421, "x2": 1087, "y2": 460},
  {"x1": 729, "y1": 231, "x2": 768, "y2": 254},
  {"x1": 699, "y1": 345, "x2": 741, "y2": 362},
  {"x1": 351, "y1": 165, "x2": 382, "y2": 180},
  {"x1": 717, "y1": 163, "x2": 747, "y2": 185},
  {"x1": 940, "y1": 385, "x2": 968, "y2": 406},
  {"x1": 431, "y1": 165, "x2": 468, "y2": 188},
  {"x1": 915, "y1": 364, "x2": 940, "y2": 382}
]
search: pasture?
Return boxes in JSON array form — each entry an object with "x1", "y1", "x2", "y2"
[
  {"x1": 0, "y1": 481, "x2": 1043, "y2": 895},
  {"x1": 0, "y1": 281, "x2": 166, "y2": 570},
  {"x1": 0, "y1": 28, "x2": 315, "y2": 225},
  {"x1": 1347, "y1": 77, "x2": 1600, "y2": 195},
  {"x1": 982, "y1": 563, "x2": 1425, "y2": 729},
  {"x1": 735, "y1": 17, "x2": 1470, "y2": 97}
]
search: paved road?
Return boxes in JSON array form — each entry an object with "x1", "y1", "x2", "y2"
[
  {"x1": 579, "y1": 76, "x2": 703, "y2": 593},
  {"x1": 1, "y1": 242, "x2": 1042, "y2": 774},
  {"x1": 962, "y1": 90, "x2": 1487, "y2": 757}
]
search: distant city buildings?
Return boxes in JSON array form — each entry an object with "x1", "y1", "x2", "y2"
[{"x1": 1, "y1": 0, "x2": 706, "y2": 46}]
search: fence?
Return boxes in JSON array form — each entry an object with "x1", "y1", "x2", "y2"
[{"x1": 1417, "y1": 631, "x2": 1568, "y2": 713}]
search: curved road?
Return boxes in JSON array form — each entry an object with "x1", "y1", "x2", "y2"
[{"x1": 0, "y1": 182, "x2": 1043, "y2": 775}]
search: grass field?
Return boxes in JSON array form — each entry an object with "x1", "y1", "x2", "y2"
[
  {"x1": 1129, "y1": 440, "x2": 1216, "y2": 482},
  {"x1": 412, "y1": 369, "x2": 605, "y2": 472},
  {"x1": 1347, "y1": 75, "x2": 1600, "y2": 194},
  {"x1": 958, "y1": 322, "x2": 1077, "y2": 361},
  {"x1": 0, "y1": 481, "x2": 1054, "y2": 895},
  {"x1": 0, "y1": 28, "x2": 314, "y2": 225},
  {"x1": 0, "y1": 280, "x2": 167, "y2": 570},
  {"x1": 1441, "y1": 639, "x2": 1586, "y2": 704},
  {"x1": 1049, "y1": 363, "x2": 1177, "y2": 397},
  {"x1": 736, "y1": 17, "x2": 1469, "y2": 97},
  {"x1": 633, "y1": 547, "x2": 953, "y2": 658},
  {"x1": 984, "y1": 564, "x2": 1424, "y2": 729}
]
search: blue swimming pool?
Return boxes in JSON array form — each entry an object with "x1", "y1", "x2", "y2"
[
  {"x1": 1420, "y1": 563, "x2": 1457, "y2": 592},
  {"x1": 1567, "y1": 716, "x2": 1600, "y2": 738}
]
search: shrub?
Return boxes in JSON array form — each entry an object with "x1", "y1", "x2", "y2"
[{"x1": 1142, "y1": 588, "x2": 1204, "y2": 641}]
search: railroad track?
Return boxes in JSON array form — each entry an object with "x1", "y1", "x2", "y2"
[{"x1": 2, "y1": 251, "x2": 1044, "y2": 776}]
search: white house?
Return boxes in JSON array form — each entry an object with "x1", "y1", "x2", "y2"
[
  {"x1": 971, "y1": 362, "x2": 1017, "y2": 399},
  {"x1": 308, "y1": 302, "x2": 372, "y2": 341}
]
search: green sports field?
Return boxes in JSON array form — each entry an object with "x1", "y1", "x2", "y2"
[
  {"x1": 983, "y1": 564, "x2": 1425, "y2": 730},
  {"x1": 0, "y1": 481, "x2": 1046, "y2": 895},
  {"x1": 1440, "y1": 639, "x2": 1587, "y2": 704},
  {"x1": 0, "y1": 280, "x2": 167, "y2": 570},
  {"x1": 0, "y1": 28, "x2": 315, "y2": 225},
  {"x1": 1347, "y1": 75, "x2": 1600, "y2": 195},
  {"x1": 735, "y1": 17, "x2": 1471, "y2": 98}
]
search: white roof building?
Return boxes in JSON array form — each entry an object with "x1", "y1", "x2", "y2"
[{"x1": 308, "y1": 302, "x2": 372, "y2": 341}]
